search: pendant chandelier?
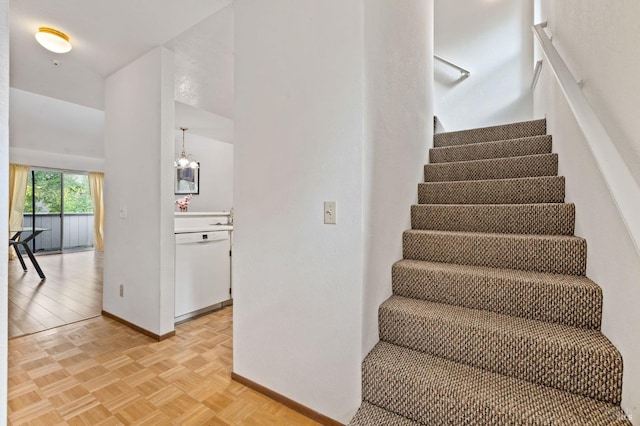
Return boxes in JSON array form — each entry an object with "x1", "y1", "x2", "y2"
[{"x1": 175, "y1": 127, "x2": 199, "y2": 169}]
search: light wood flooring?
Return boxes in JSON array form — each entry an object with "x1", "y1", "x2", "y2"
[
  {"x1": 8, "y1": 307, "x2": 321, "y2": 425},
  {"x1": 8, "y1": 251, "x2": 103, "y2": 339}
]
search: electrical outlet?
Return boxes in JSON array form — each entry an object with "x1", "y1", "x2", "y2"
[
  {"x1": 119, "y1": 204, "x2": 127, "y2": 219},
  {"x1": 324, "y1": 201, "x2": 336, "y2": 224},
  {"x1": 119, "y1": 285, "x2": 124, "y2": 297}
]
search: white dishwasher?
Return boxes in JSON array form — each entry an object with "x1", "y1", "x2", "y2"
[{"x1": 175, "y1": 230, "x2": 231, "y2": 322}]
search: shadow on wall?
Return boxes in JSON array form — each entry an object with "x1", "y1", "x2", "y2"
[
  {"x1": 485, "y1": 91, "x2": 535, "y2": 124},
  {"x1": 434, "y1": 0, "x2": 534, "y2": 131},
  {"x1": 435, "y1": 51, "x2": 533, "y2": 131}
]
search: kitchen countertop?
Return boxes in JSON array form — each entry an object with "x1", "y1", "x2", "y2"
[{"x1": 174, "y1": 211, "x2": 231, "y2": 217}]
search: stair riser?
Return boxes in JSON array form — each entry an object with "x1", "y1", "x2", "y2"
[
  {"x1": 362, "y1": 343, "x2": 629, "y2": 426},
  {"x1": 418, "y1": 176, "x2": 565, "y2": 205},
  {"x1": 429, "y1": 135, "x2": 552, "y2": 163},
  {"x1": 411, "y1": 203, "x2": 575, "y2": 235},
  {"x1": 403, "y1": 231, "x2": 587, "y2": 275},
  {"x1": 378, "y1": 302, "x2": 621, "y2": 403},
  {"x1": 392, "y1": 262, "x2": 602, "y2": 329},
  {"x1": 434, "y1": 119, "x2": 546, "y2": 147},
  {"x1": 349, "y1": 402, "x2": 421, "y2": 426},
  {"x1": 424, "y1": 154, "x2": 558, "y2": 182}
]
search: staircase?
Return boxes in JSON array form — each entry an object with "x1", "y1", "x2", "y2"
[{"x1": 349, "y1": 119, "x2": 631, "y2": 425}]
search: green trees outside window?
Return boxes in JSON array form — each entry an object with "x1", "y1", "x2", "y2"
[{"x1": 24, "y1": 171, "x2": 93, "y2": 214}]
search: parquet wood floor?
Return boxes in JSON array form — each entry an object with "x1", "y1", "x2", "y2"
[
  {"x1": 8, "y1": 307, "x2": 321, "y2": 425},
  {"x1": 8, "y1": 251, "x2": 103, "y2": 339}
]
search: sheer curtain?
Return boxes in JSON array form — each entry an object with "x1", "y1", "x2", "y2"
[
  {"x1": 88, "y1": 172, "x2": 104, "y2": 251},
  {"x1": 8, "y1": 164, "x2": 30, "y2": 259}
]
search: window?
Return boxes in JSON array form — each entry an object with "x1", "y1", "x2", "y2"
[{"x1": 23, "y1": 169, "x2": 94, "y2": 253}]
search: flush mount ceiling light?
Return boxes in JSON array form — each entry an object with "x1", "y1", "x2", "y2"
[
  {"x1": 35, "y1": 27, "x2": 72, "y2": 53},
  {"x1": 175, "y1": 127, "x2": 199, "y2": 169}
]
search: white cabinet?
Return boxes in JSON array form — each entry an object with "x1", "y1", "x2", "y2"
[{"x1": 174, "y1": 213, "x2": 232, "y2": 322}]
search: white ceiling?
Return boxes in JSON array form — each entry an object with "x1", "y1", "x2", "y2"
[
  {"x1": 10, "y1": 87, "x2": 105, "y2": 158},
  {"x1": 9, "y1": 0, "x2": 234, "y2": 136},
  {"x1": 175, "y1": 101, "x2": 233, "y2": 143}
]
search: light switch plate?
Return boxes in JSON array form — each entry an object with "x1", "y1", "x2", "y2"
[{"x1": 324, "y1": 201, "x2": 336, "y2": 224}]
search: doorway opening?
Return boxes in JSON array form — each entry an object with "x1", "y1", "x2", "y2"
[{"x1": 8, "y1": 167, "x2": 102, "y2": 339}]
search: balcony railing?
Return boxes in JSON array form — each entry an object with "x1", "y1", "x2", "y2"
[{"x1": 22, "y1": 213, "x2": 94, "y2": 253}]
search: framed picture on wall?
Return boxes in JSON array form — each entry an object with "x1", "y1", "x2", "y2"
[{"x1": 175, "y1": 165, "x2": 200, "y2": 195}]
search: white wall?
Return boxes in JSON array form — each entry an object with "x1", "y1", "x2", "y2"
[
  {"x1": 540, "y1": 1, "x2": 640, "y2": 185},
  {"x1": 173, "y1": 130, "x2": 232, "y2": 212},
  {"x1": 536, "y1": 2, "x2": 640, "y2": 421},
  {"x1": 169, "y1": 4, "x2": 234, "y2": 120},
  {"x1": 233, "y1": 0, "x2": 365, "y2": 422},
  {"x1": 234, "y1": 1, "x2": 433, "y2": 422},
  {"x1": 103, "y1": 47, "x2": 176, "y2": 336},
  {"x1": 0, "y1": 0, "x2": 10, "y2": 420},
  {"x1": 362, "y1": 0, "x2": 432, "y2": 355},
  {"x1": 434, "y1": 0, "x2": 534, "y2": 131},
  {"x1": 535, "y1": 67, "x2": 640, "y2": 423}
]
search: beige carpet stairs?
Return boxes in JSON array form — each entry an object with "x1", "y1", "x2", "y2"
[{"x1": 350, "y1": 119, "x2": 631, "y2": 425}]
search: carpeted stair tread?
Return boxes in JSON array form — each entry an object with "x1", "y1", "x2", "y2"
[
  {"x1": 434, "y1": 118, "x2": 547, "y2": 147},
  {"x1": 429, "y1": 135, "x2": 552, "y2": 163},
  {"x1": 350, "y1": 118, "x2": 629, "y2": 425},
  {"x1": 348, "y1": 402, "x2": 422, "y2": 426},
  {"x1": 379, "y1": 295, "x2": 622, "y2": 403},
  {"x1": 424, "y1": 153, "x2": 558, "y2": 182},
  {"x1": 418, "y1": 176, "x2": 565, "y2": 204},
  {"x1": 403, "y1": 229, "x2": 586, "y2": 275},
  {"x1": 392, "y1": 259, "x2": 602, "y2": 329},
  {"x1": 411, "y1": 203, "x2": 575, "y2": 235},
  {"x1": 362, "y1": 341, "x2": 631, "y2": 425}
]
